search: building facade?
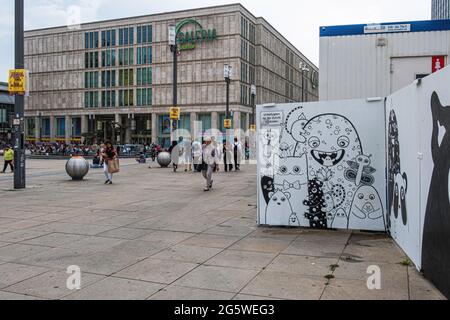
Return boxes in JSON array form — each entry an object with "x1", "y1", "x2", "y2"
[
  {"x1": 0, "y1": 82, "x2": 14, "y2": 146},
  {"x1": 432, "y1": 0, "x2": 450, "y2": 20},
  {"x1": 24, "y1": 4, "x2": 318, "y2": 146},
  {"x1": 320, "y1": 19, "x2": 450, "y2": 101}
]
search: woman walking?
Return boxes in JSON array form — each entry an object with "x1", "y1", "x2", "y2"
[{"x1": 101, "y1": 141, "x2": 118, "y2": 184}]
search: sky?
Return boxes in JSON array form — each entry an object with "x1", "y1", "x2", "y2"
[{"x1": 0, "y1": 0, "x2": 431, "y2": 81}]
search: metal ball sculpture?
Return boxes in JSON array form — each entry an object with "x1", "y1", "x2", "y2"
[
  {"x1": 66, "y1": 156, "x2": 90, "y2": 180},
  {"x1": 157, "y1": 151, "x2": 172, "y2": 168}
]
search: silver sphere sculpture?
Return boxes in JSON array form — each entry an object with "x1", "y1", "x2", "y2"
[
  {"x1": 66, "y1": 156, "x2": 90, "y2": 180},
  {"x1": 157, "y1": 151, "x2": 172, "y2": 168}
]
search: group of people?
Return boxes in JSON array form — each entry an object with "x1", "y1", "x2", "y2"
[
  {"x1": 27, "y1": 143, "x2": 96, "y2": 156},
  {"x1": 167, "y1": 136, "x2": 244, "y2": 191}
]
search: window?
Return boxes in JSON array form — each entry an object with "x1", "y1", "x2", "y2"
[
  {"x1": 101, "y1": 90, "x2": 116, "y2": 107},
  {"x1": 136, "y1": 67, "x2": 152, "y2": 85},
  {"x1": 119, "y1": 89, "x2": 134, "y2": 106},
  {"x1": 85, "y1": 32, "x2": 99, "y2": 49},
  {"x1": 136, "y1": 88, "x2": 152, "y2": 106},
  {"x1": 84, "y1": 91, "x2": 99, "y2": 108},
  {"x1": 137, "y1": 25, "x2": 152, "y2": 44},
  {"x1": 119, "y1": 48, "x2": 134, "y2": 66},
  {"x1": 119, "y1": 69, "x2": 134, "y2": 86},
  {"x1": 241, "y1": 40, "x2": 248, "y2": 60},
  {"x1": 101, "y1": 49, "x2": 116, "y2": 67},
  {"x1": 241, "y1": 63, "x2": 248, "y2": 83},
  {"x1": 56, "y1": 118, "x2": 66, "y2": 137},
  {"x1": 119, "y1": 27, "x2": 134, "y2": 45},
  {"x1": 101, "y1": 30, "x2": 116, "y2": 47},
  {"x1": 101, "y1": 70, "x2": 116, "y2": 88},
  {"x1": 85, "y1": 72, "x2": 99, "y2": 88},
  {"x1": 137, "y1": 46, "x2": 152, "y2": 65},
  {"x1": 85, "y1": 52, "x2": 99, "y2": 69}
]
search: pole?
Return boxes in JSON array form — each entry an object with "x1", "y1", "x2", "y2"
[
  {"x1": 301, "y1": 70, "x2": 305, "y2": 102},
  {"x1": 14, "y1": 0, "x2": 25, "y2": 189},
  {"x1": 252, "y1": 93, "x2": 256, "y2": 127},
  {"x1": 171, "y1": 44, "x2": 177, "y2": 143},
  {"x1": 226, "y1": 77, "x2": 230, "y2": 120}
]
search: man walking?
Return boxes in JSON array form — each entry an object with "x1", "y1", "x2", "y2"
[
  {"x1": 2, "y1": 145, "x2": 14, "y2": 173},
  {"x1": 201, "y1": 137, "x2": 220, "y2": 191},
  {"x1": 233, "y1": 137, "x2": 243, "y2": 171}
]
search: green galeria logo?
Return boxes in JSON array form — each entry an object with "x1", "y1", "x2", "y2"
[{"x1": 176, "y1": 19, "x2": 217, "y2": 51}]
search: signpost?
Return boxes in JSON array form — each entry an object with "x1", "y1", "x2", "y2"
[{"x1": 10, "y1": 0, "x2": 26, "y2": 190}]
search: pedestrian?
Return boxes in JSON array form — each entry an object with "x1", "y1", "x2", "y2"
[
  {"x1": 169, "y1": 140, "x2": 180, "y2": 172},
  {"x1": 233, "y1": 137, "x2": 243, "y2": 171},
  {"x1": 192, "y1": 140, "x2": 202, "y2": 172},
  {"x1": 101, "y1": 141, "x2": 118, "y2": 184},
  {"x1": 182, "y1": 138, "x2": 193, "y2": 172},
  {"x1": 223, "y1": 139, "x2": 233, "y2": 172},
  {"x1": 201, "y1": 137, "x2": 220, "y2": 191},
  {"x1": 2, "y1": 145, "x2": 14, "y2": 173}
]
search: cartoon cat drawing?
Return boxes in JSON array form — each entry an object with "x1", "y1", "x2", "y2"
[
  {"x1": 422, "y1": 92, "x2": 450, "y2": 299},
  {"x1": 273, "y1": 154, "x2": 309, "y2": 226}
]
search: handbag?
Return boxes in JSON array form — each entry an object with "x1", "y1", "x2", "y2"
[{"x1": 108, "y1": 158, "x2": 120, "y2": 174}]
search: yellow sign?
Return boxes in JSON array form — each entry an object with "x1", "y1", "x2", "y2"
[
  {"x1": 170, "y1": 107, "x2": 181, "y2": 120},
  {"x1": 8, "y1": 69, "x2": 27, "y2": 94},
  {"x1": 224, "y1": 119, "x2": 232, "y2": 129},
  {"x1": 250, "y1": 124, "x2": 256, "y2": 131}
]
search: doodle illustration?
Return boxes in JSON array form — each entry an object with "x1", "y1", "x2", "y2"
[
  {"x1": 303, "y1": 179, "x2": 328, "y2": 229},
  {"x1": 387, "y1": 110, "x2": 408, "y2": 228},
  {"x1": 273, "y1": 154, "x2": 309, "y2": 226},
  {"x1": 284, "y1": 108, "x2": 309, "y2": 156},
  {"x1": 348, "y1": 186, "x2": 385, "y2": 231},
  {"x1": 265, "y1": 189, "x2": 296, "y2": 226},
  {"x1": 261, "y1": 176, "x2": 275, "y2": 205},
  {"x1": 345, "y1": 154, "x2": 376, "y2": 186},
  {"x1": 422, "y1": 92, "x2": 450, "y2": 298}
]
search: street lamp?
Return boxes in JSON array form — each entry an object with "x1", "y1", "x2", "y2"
[
  {"x1": 168, "y1": 25, "x2": 178, "y2": 143},
  {"x1": 300, "y1": 62, "x2": 310, "y2": 102},
  {"x1": 224, "y1": 64, "x2": 232, "y2": 130},
  {"x1": 251, "y1": 84, "x2": 256, "y2": 130}
]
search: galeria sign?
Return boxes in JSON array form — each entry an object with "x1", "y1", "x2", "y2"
[{"x1": 176, "y1": 19, "x2": 217, "y2": 51}]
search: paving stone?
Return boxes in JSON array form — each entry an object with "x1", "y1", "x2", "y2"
[
  {"x1": 174, "y1": 265, "x2": 259, "y2": 293},
  {"x1": 229, "y1": 237, "x2": 292, "y2": 254},
  {"x1": 138, "y1": 231, "x2": 196, "y2": 246},
  {"x1": 31, "y1": 222, "x2": 117, "y2": 236},
  {"x1": 342, "y1": 244, "x2": 407, "y2": 264},
  {"x1": 0, "y1": 291, "x2": 41, "y2": 300},
  {"x1": 266, "y1": 255, "x2": 339, "y2": 277},
  {"x1": 321, "y1": 278, "x2": 409, "y2": 300},
  {"x1": 0, "y1": 244, "x2": 49, "y2": 262},
  {"x1": 21, "y1": 233, "x2": 86, "y2": 247},
  {"x1": 0, "y1": 263, "x2": 49, "y2": 289},
  {"x1": 150, "y1": 285, "x2": 235, "y2": 300},
  {"x1": 4, "y1": 270, "x2": 105, "y2": 300},
  {"x1": 97, "y1": 228, "x2": 152, "y2": 240},
  {"x1": 205, "y1": 250, "x2": 277, "y2": 270},
  {"x1": 180, "y1": 234, "x2": 241, "y2": 249},
  {"x1": 241, "y1": 271, "x2": 326, "y2": 300},
  {"x1": 152, "y1": 245, "x2": 222, "y2": 264},
  {"x1": 282, "y1": 241, "x2": 345, "y2": 258},
  {"x1": 63, "y1": 277, "x2": 164, "y2": 300},
  {"x1": 116, "y1": 258, "x2": 198, "y2": 284},
  {"x1": 232, "y1": 294, "x2": 282, "y2": 300},
  {"x1": 0, "y1": 230, "x2": 51, "y2": 243}
]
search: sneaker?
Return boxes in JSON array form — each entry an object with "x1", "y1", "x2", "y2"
[
  {"x1": 108, "y1": 181, "x2": 113, "y2": 185},
  {"x1": 104, "y1": 180, "x2": 110, "y2": 184},
  {"x1": 209, "y1": 180, "x2": 214, "y2": 189},
  {"x1": 204, "y1": 187, "x2": 210, "y2": 192}
]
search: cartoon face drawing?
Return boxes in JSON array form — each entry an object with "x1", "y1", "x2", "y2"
[
  {"x1": 330, "y1": 208, "x2": 349, "y2": 229},
  {"x1": 303, "y1": 179, "x2": 328, "y2": 229},
  {"x1": 273, "y1": 154, "x2": 308, "y2": 189},
  {"x1": 289, "y1": 213, "x2": 301, "y2": 227},
  {"x1": 393, "y1": 173, "x2": 408, "y2": 226},
  {"x1": 289, "y1": 113, "x2": 308, "y2": 144},
  {"x1": 345, "y1": 154, "x2": 376, "y2": 187},
  {"x1": 348, "y1": 186, "x2": 385, "y2": 231},
  {"x1": 301, "y1": 114, "x2": 362, "y2": 171},
  {"x1": 279, "y1": 143, "x2": 295, "y2": 158},
  {"x1": 264, "y1": 189, "x2": 294, "y2": 226}
]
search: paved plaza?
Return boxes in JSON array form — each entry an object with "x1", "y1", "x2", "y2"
[{"x1": 0, "y1": 157, "x2": 445, "y2": 300}]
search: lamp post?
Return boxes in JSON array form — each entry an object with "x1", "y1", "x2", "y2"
[
  {"x1": 300, "y1": 62, "x2": 310, "y2": 103},
  {"x1": 13, "y1": 0, "x2": 25, "y2": 189},
  {"x1": 169, "y1": 25, "x2": 177, "y2": 144},
  {"x1": 224, "y1": 64, "x2": 232, "y2": 131},
  {"x1": 251, "y1": 84, "x2": 256, "y2": 130}
]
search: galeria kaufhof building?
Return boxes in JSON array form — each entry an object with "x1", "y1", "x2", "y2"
[{"x1": 23, "y1": 4, "x2": 319, "y2": 147}]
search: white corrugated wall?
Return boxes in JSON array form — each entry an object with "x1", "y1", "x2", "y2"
[{"x1": 320, "y1": 30, "x2": 450, "y2": 100}]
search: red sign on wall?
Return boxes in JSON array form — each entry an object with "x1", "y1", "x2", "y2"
[{"x1": 432, "y1": 56, "x2": 445, "y2": 73}]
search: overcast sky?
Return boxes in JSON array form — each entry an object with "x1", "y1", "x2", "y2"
[{"x1": 0, "y1": 0, "x2": 431, "y2": 81}]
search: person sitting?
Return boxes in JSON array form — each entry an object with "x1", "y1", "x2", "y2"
[{"x1": 91, "y1": 151, "x2": 102, "y2": 169}]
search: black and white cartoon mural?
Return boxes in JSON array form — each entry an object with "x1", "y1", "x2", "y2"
[
  {"x1": 388, "y1": 110, "x2": 408, "y2": 229},
  {"x1": 258, "y1": 102, "x2": 387, "y2": 231},
  {"x1": 422, "y1": 92, "x2": 450, "y2": 298},
  {"x1": 348, "y1": 186, "x2": 385, "y2": 231}
]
